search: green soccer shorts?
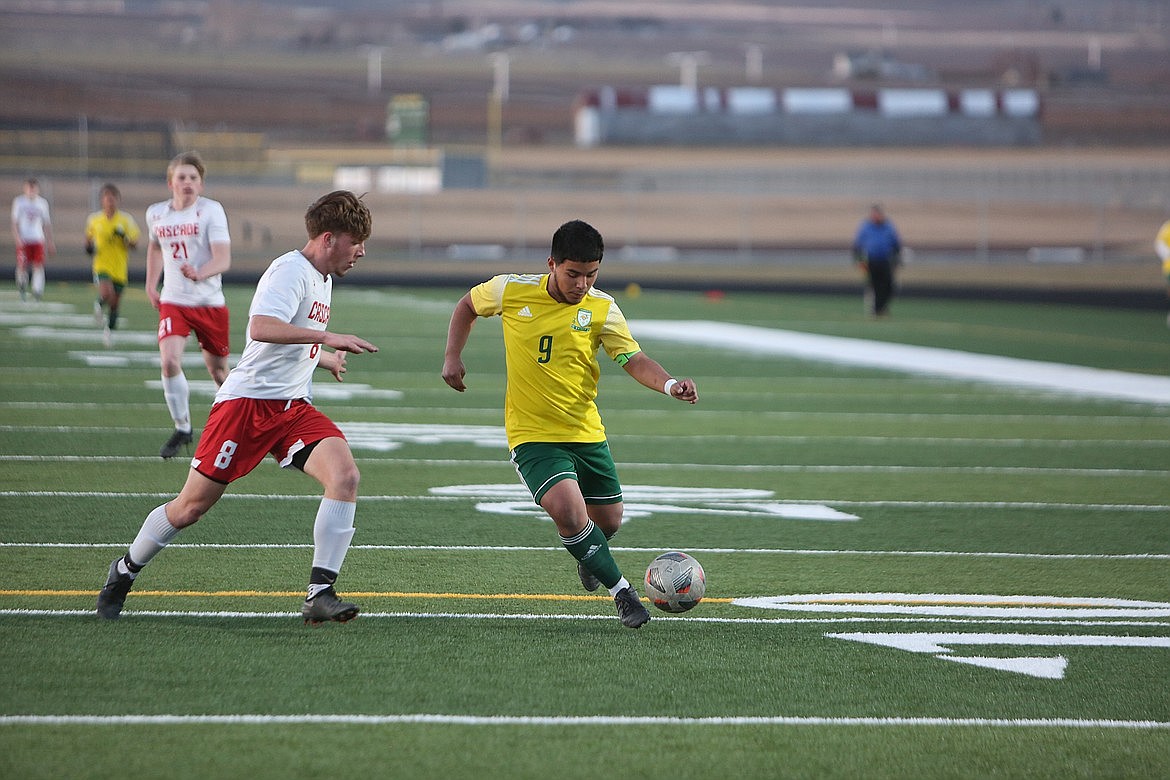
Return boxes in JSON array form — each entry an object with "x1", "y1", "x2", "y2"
[{"x1": 510, "y1": 441, "x2": 623, "y2": 506}]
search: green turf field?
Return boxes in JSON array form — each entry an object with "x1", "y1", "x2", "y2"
[{"x1": 1, "y1": 280, "x2": 1167, "y2": 779}]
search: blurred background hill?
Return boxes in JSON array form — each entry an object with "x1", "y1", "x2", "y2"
[
  {"x1": 3, "y1": 0, "x2": 1168, "y2": 145},
  {"x1": 2, "y1": 0, "x2": 1168, "y2": 301}
]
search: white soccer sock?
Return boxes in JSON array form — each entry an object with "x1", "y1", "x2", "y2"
[
  {"x1": 30, "y1": 266, "x2": 44, "y2": 298},
  {"x1": 607, "y1": 577, "x2": 631, "y2": 597},
  {"x1": 128, "y1": 504, "x2": 182, "y2": 568},
  {"x1": 161, "y1": 373, "x2": 191, "y2": 432},
  {"x1": 16, "y1": 266, "x2": 27, "y2": 291},
  {"x1": 311, "y1": 498, "x2": 357, "y2": 574}
]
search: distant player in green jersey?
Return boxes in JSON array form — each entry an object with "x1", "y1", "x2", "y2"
[{"x1": 442, "y1": 219, "x2": 698, "y2": 629}]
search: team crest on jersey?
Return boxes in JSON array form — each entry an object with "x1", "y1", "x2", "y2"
[{"x1": 572, "y1": 308, "x2": 592, "y2": 331}]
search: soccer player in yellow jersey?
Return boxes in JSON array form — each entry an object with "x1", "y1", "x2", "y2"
[
  {"x1": 442, "y1": 219, "x2": 698, "y2": 628},
  {"x1": 1157, "y1": 218, "x2": 1170, "y2": 327},
  {"x1": 84, "y1": 183, "x2": 141, "y2": 345}
]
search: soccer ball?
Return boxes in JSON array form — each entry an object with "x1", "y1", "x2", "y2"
[{"x1": 643, "y1": 551, "x2": 706, "y2": 613}]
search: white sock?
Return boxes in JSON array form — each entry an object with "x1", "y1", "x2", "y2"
[
  {"x1": 128, "y1": 504, "x2": 181, "y2": 568},
  {"x1": 312, "y1": 498, "x2": 356, "y2": 573},
  {"x1": 161, "y1": 373, "x2": 191, "y2": 432},
  {"x1": 16, "y1": 267, "x2": 27, "y2": 290},
  {"x1": 31, "y1": 266, "x2": 44, "y2": 298},
  {"x1": 607, "y1": 577, "x2": 631, "y2": 597}
]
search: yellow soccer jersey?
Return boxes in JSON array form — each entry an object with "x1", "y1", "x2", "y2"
[
  {"x1": 85, "y1": 210, "x2": 141, "y2": 285},
  {"x1": 469, "y1": 273, "x2": 641, "y2": 447},
  {"x1": 1157, "y1": 219, "x2": 1170, "y2": 278}
]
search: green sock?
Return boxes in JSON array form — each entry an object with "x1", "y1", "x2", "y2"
[{"x1": 561, "y1": 521, "x2": 622, "y2": 589}]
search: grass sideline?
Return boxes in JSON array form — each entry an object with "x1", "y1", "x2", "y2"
[{"x1": 0, "y1": 282, "x2": 1167, "y2": 779}]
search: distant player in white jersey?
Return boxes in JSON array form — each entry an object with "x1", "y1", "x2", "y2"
[
  {"x1": 145, "y1": 151, "x2": 233, "y2": 459},
  {"x1": 11, "y1": 177, "x2": 55, "y2": 301},
  {"x1": 97, "y1": 190, "x2": 378, "y2": 624}
]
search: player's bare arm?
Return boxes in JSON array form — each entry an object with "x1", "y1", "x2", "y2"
[
  {"x1": 441, "y1": 293, "x2": 479, "y2": 392},
  {"x1": 622, "y1": 351, "x2": 698, "y2": 404},
  {"x1": 144, "y1": 240, "x2": 164, "y2": 308},
  {"x1": 248, "y1": 315, "x2": 378, "y2": 354},
  {"x1": 324, "y1": 332, "x2": 378, "y2": 354},
  {"x1": 179, "y1": 240, "x2": 231, "y2": 282},
  {"x1": 318, "y1": 349, "x2": 348, "y2": 382}
]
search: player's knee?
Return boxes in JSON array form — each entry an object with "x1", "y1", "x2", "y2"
[
  {"x1": 590, "y1": 503, "x2": 624, "y2": 536},
  {"x1": 595, "y1": 513, "x2": 623, "y2": 537},
  {"x1": 330, "y1": 464, "x2": 361, "y2": 500},
  {"x1": 167, "y1": 503, "x2": 205, "y2": 529}
]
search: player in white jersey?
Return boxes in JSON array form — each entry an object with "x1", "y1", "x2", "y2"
[
  {"x1": 97, "y1": 191, "x2": 378, "y2": 625},
  {"x1": 215, "y1": 252, "x2": 337, "y2": 403},
  {"x1": 144, "y1": 151, "x2": 233, "y2": 459},
  {"x1": 11, "y1": 178, "x2": 55, "y2": 301}
]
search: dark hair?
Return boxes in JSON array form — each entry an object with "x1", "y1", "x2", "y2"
[
  {"x1": 305, "y1": 190, "x2": 372, "y2": 242},
  {"x1": 550, "y1": 219, "x2": 603, "y2": 264},
  {"x1": 100, "y1": 183, "x2": 121, "y2": 199}
]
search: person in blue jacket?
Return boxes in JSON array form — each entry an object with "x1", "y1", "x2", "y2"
[{"x1": 852, "y1": 204, "x2": 902, "y2": 317}]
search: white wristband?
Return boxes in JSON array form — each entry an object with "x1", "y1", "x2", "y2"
[{"x1": 663, "y1": 378, "x2": 678, "y2": 396}]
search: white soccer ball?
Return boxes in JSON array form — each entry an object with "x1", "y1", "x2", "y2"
[{"x1": 643, "y1": 551, "x2": 706, "y2": 613}]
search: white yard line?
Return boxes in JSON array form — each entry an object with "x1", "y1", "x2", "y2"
[
  {"x1": 0, "y1": 456, "x2": 1164, "y2": 477},
  {"x1": 632, "y1": 320, "x2": 1170, "y2": 406},
  {"x1": 3, "y1": 608, "x2": 1169, "y2": 630},
  {"x1": 1, "y1": 712, "x2": 1165, "y2": 729},
  {"x1": 2, "y1": 541, "x2": 1167, "y2": 559}
]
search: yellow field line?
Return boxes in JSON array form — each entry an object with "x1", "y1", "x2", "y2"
[{"x1": 0, "y1": 589, "x2": 734, "y2": 604}]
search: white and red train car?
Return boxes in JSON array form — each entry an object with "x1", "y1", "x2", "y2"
[{"x1": 573, "y1": 85, "x2": 1041, "y2": 146}]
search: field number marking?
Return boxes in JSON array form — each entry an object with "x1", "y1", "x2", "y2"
[
  {"x1": 735, "y1": 593, "x2": 1170, "y2": 619},
  {"x1": 431, "y1": 484, "x2": 858, "y2": 522},
  {"x1": 827, "y1": 632, "x2": 1170, "y2": 679}
]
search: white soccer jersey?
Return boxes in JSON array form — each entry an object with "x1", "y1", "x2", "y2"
[
  {"x1": 11, "y1": 195, "x2": 51, "y2": 242},
  {"x1": 146, "y1": 195, "x2": 230, "y2": 307},
  {"x1": 216, "y1": 250, "x2": 332, "y2": 403}
]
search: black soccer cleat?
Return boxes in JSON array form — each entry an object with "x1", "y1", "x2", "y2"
[
  {"x1": 577, "y1": 561, "x2": 601, "y2": 593},
  {"x1": 613, "y1": 586, "x2": 650, "y2": 629},
  {"x1": 301, "y1": 587, "x2": 360, "y2": 625},
  {"x1": 159, "y1": 429, "x2": 193, "y2": 460},
  {"x1": 96, "y1": 557, "x2": 135, "y2": 620}
]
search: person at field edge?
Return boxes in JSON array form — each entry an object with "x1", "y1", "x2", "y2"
[
  {"x1": 145, "y1": 151, "x2": 233, "y2": 459},
  {"x1": 852, "y1": 204, "x2": 902, "y2": 317},
  {"x1": 441, "y1": 219, "x2": 699, "y2": 629},
  {"x1": 85, "y1": 183, "x2": 141, "y2": 347},
  {"x1": 1156, "y1": 217, "x2": 1170, "y2": 328},
  {"x1": 97, "y1": 190, "x2": 379, "y2": 624},
  {"x1": 11, "y1": 177, "x2": 55, "y2": 301}
]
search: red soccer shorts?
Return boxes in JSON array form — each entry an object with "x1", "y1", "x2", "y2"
[
  {"x1": 158, "y1": 303, "x2": 231, "y2": 357},
  {"x1": 191, "y1": 398, "x2": 346, "y2": 484},
  {"x1": 17, "y1": 243, "x2": 45, "y2": 266}
]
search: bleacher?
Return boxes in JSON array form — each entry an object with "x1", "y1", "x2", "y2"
[{"x1": 0, "y1": 123, "x2": 267, "y2": 179}]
